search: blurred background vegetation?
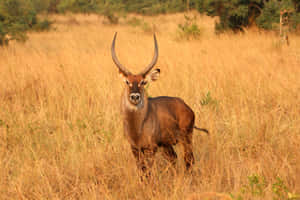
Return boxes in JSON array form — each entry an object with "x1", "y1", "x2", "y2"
[{"x1": 1, "y1": 0, "x2": 300, "y2": 45}]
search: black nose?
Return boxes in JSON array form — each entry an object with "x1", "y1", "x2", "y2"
[{"x1": 130, "y1": 93, "x2": 140, "y2": 102}]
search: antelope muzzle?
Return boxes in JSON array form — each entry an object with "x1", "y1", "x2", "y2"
[{"x1": 129, "y1": 93, "x2": 141, "y2": 104}]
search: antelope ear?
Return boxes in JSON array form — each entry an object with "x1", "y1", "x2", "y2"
[{"x1": 146, "y1": 68, "x2": 160, "y2": 82}]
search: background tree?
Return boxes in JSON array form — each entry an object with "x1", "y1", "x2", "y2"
[
  {"x1": 195, "y1": 0, "x2": 300, "y2": 33},
  {"x1": 0, "y1": 0, "x2": 51, "y2": 46}
]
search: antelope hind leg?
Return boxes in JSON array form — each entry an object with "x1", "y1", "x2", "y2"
[{"x1": 161, "y1": 144, "x2": 177, "y2": 167}]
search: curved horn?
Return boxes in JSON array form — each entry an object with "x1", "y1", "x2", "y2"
[
  {"x1": 139, "y1": 34, "x2": 158, "y2": 76},
  {"x1": 111, "y1": 32, "x2": 131, "y2": 76}
]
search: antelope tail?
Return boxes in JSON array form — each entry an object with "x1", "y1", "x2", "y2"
[{"x1": 194, "y1": 126, "x2": 209, "y2": 135}]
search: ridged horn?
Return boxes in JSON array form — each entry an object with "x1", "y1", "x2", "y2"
[
  {"x1": 139, "y1": 34, "x2": 158, "y2": 76},
  {"x1": 111, "y1": 32, "x2": 131, "y2": 76}
]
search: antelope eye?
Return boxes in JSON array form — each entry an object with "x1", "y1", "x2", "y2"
[
  {"x1": 140, "y1": 80, "x2": 147, "y2": 85},
  {"x1": 125, "y1": 80, "x2": 130, "y2": 85}
]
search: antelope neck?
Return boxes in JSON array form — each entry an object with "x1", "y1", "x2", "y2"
[{"x1": 122, "y1": 90, "x2": 149, "y2": 144}]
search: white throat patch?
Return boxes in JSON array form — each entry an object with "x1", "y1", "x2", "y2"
[{"x1": 125, "y1": 96, "x2": 144, "y2": 111}]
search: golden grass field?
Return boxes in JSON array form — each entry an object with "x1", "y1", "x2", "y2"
[{"x1": 0, "y1": 13, "x2": 300, "y2": 200}]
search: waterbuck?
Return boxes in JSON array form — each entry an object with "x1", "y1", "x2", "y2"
[{"x1": 111, "y1": 33, "x2": 208, "y2": 174}]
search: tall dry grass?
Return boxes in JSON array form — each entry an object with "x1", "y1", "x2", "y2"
[{"x1": 0, "y1": 13, "x2": 299, "y2": 200}]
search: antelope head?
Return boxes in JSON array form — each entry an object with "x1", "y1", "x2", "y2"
[{"x1": 111, "y1": 33, "x2": 160, "y2": 106}]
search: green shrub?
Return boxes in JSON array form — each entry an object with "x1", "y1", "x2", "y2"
[
  {"x1": 256, "y1": 0, "x2": 281, "y2": 30},
  {"x1": 58, "y1": 0, "x2": 100, "y2": 13},
  {"x1": 127, "y1": 17, "x2": 143, "y2": 27},
  {"x1": 272, "y1": 177, "x2": 288, "y2": 200},
  {"x1": 30, "y1": 0, "x2": 51, "y2": 13},
  {"x1": 200, "y1": 91, "x2": 218, "y2": 106},
  {"x1": 124, "y1": 0, "x2": 185, "y2": 15},
  {"x1": 255, "y1": 0, "x2": 300, "y2": 32},
  {"x1": 198, "y1": 0, "x2": 300, "y2": 33},
  {"x1": 177, "y1": 14, "x2": 202, "y2": 40},
  {"x1": 230, "y1": 174, "x2": 300, "y2": 200},
  {"x1": 48, "y1": 0, "x2": 61, "y2": 13},
  {"x1": 100, "y1": 2, "x2": 125, "y2": 24},
  {"x1": 0, "y1": 0, "x2": 51, "y2": 46},
  {"x1": 290, "y1": 12, "x2": 300, "y2": 31},
  {"x1": 126, "y1": 17, "x2": 153, "y2": 33},
  {"x1": 196, "y1": 0, "x2": 251, "y2": 33},
  {"x1": 33, "y1": 19, "x2": 52, "y2": 31}
]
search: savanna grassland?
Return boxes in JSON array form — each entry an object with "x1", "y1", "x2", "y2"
[{"x1": 0, "y1": 13, "x2": 300, "y2": 200}]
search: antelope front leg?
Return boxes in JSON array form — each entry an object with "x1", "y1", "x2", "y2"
[
  {"x1": 131, "y1": 147, "x2": 146, "y2": 173},
  {"x1": 131, "y1": 146, "x2": 157, "y2": 179}
]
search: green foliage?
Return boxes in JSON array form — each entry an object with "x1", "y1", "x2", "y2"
[
  {"x1": 200, "y1": 91, "x2": 218, "y2": 107},
  {"x1": 30, "y1": 0, "x2": 51, "y2": 13},
  {"x1": 197, "y1": 0, "x2": 255, "y2": 33},
  {"x1": 255, "y1": 0, "x2": 280, "y2": 30},
  {"x1": 230, "y1": 174, "x2": 300, "y2": 200},
  {"x1": 243, "y1": 174, "x2": 266, "y2": 196},
  {"x1": 126, "y1": 17, "x2": 153, "y2": 33},
  {"x1": 127, "y1": 17, "x2": 143, "y2": 27},
  {"x1": 0, "y1": 0, "x2": 30, "y2": 44},
  {"x1": 255, "y1": 0, "x2": 295, "y2": 30},
  {"x1": 51, "y1": 0, "x2": 188, "y2": 16},
  {"x1": 255, "y1": 0, "x2": 300, "y2": 32},
  {"x1": 290, "y1": 12, "x2": 300, "y2": 31},
  {"x1": 48, "y1": 0, "x2": 61, "y2": 13},
  {"x1": 272, "y1": 177, "x2": 288, "y2": 200},
  {"x1": 1, "y1": 0, "x2": 300, "y2": 44},
  {"x1": 177, "y1": 14, "x2": 202, "y2": 40},
  {"x1": 33, "y1": 19, "x2": 52, "y2": 31},
  {"x1": 0, "y1": 0, "x2": 51, "y2": 46},
  {"x1": 51, "y1": 0, "x2": 300, "y2": 32},
  {"x1": 198, "y1": 0, "x2": 300, "y2": 33},
  {"x1": 58, "y1": 0, "x2": 100, "y2": 13},
  {"x1": 98, "y1": 0, "x2": 125, "y2": 24},
  {"x1": 271, "y1": 177, "x2": 300, "y2": 200},
  {"x1": 124, "y1": 0, "x2": 186, "y2": 15}
]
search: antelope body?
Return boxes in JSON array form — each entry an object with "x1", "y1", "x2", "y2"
[{"x1": 111, "y1": 33, "x2": 208, "y2": 173}]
